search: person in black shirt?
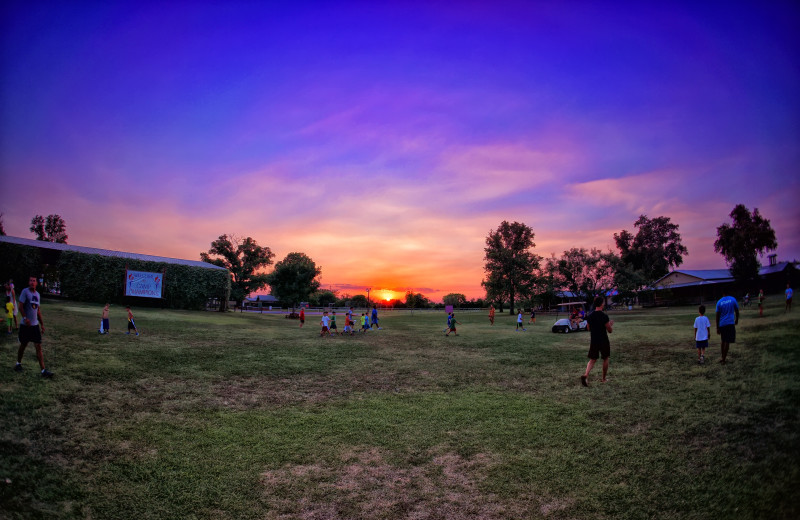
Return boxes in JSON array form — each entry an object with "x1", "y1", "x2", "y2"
[{"x1": 581, "y1": 296, "x2": 614, "y2": 386}]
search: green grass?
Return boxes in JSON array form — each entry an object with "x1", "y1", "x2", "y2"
[{"x1": 1, "y1": 300, "x2": 799, "y2": 519}]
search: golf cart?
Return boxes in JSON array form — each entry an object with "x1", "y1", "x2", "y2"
[{"x1": 551, "y1": 302, "x2": 588, "y2": 333}]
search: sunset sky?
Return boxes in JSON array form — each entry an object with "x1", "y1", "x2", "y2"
[{"x1": 1, "y1": 1, "x2": 798, "y2": 302}]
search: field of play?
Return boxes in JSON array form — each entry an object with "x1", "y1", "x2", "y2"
[{"x1": 2, "y1": 298, "x2": 798, "y2": 519}]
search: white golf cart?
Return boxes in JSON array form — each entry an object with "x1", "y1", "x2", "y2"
[{"x1": 551, "y1": 302, "x2": 588, "y2": 333}]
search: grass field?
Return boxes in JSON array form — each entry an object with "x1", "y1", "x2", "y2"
[{"x1": 1, "y1": 298, "x2": 799, "y2": 519}]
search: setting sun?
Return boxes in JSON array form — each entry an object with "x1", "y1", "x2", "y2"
[{"x1": 380, "y1": 290, "x2": 395, "y2": 301}]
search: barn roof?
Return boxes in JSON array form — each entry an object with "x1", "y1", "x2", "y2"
[{"x1": 0, "y1": 235, "x2": 227, "y2": 270}]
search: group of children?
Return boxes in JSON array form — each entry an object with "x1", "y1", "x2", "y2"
[
  {"x1": 318, "y1": 307, "x2": 383, "y2": 336},
  {"x1": 98, "y1": 304, "x2": 139, "y2": 335}
]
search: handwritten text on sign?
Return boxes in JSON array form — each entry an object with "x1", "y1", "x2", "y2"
[{"x1": 125, "y1": 270, "x2": 164, "y2": 298}]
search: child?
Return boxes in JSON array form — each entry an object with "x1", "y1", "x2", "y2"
[
  {"x1": 99, "y1": 303, "x2": 110, "y2": 334},
  {"x1": 444, "y1": 312, "x2": 452, "y2": 333},
  {"x1": 343, "y1": 313, "x2": 353, "y2": 335},
  {"x1": 488, "y1": 305, "x2": 495, "y2": 325},
  {"x1": 516, "y1": 310, "x2": 526, "y2": 331},
  {"x1": 361, "y1": 313, "x2": 370, "y2": 332},
  {"x1": 528, "y1": 308, "x2": 536, "y2": 324},
  {"x1": 329, "y1": 311, "x2": 340, "y2": 335},
  {"x1": 694, "y1": 305, "x2": 711, "y2": 364},
  {"x1": 758, "y1": 289, "x2": 765, "y2": 317},
  {"x1": 299, "y1": 307, "x2": 305, "y2": 327},
  {"x1": 126, "y1": 307, "x2": 139, "y2": 335},
  {"x1": 5, "y1": 296, "x2": 13, "y2": 334},
  {"x1": 446, "y1": 313, "x2": 460, "y2": 336},
  {"x1": 320, "y1": 311, "x2": 330, "y2": 337}
]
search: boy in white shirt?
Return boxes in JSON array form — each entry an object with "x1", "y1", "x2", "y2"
[{"x1": 693, "y1": 305, "x2": 711, "y2": 364}]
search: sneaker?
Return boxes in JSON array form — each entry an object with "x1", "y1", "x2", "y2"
[
  {"x1": 14, "y1": 363, "x2": 22, "y2": 372},
  {"x1": 41, "y1": 369, "x2": 54, "y2": 378},
  {"x1": 126, "y1": 332, "x2": 130, "y2": 335}
]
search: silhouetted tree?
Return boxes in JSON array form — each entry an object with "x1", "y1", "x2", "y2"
[
  {"x1": 264, "y1": 252, "x2": 321, "y2": 310},
  {"x1": 201, "y1": 234, "x2": 275, "y2": 309},
  {"x1": 482, "y1": 221, "x2": 541, "y2": 314},
  {"x1": 714, "y1": 204, "x2": 777, "y2": 285},
  {"x1": 30, "y1": 214, "x2": 68, "y2": 243},
  {"x1": 614, "y1": 215, "x2": 687, "y2": 284}
]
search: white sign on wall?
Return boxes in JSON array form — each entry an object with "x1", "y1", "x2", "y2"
[{"x1": 125, "y1": 270, "x2": 164, "y2": 298}]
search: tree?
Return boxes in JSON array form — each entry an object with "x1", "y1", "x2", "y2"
[
  {"x1": 404, "y1": 291, "x2": 430, "y2": 309},
  {"x1": 264, "y1": 252, "x2": 321, "y2": 310},
  {"x1": 547, "y1": 248, "x2": 617, "y2": 300},
  {"x1": 714, "y1": 204, "x2": 777, "y2": 285},
  {"x1": 0, "y1": 213, "x2": 5, "y2": 235},
  {"x1": 442, "y1": 293, "x2": 467, "y2": 308},
  {"x1": 30, "y1": 214, "x2": 68, "y2": 243},
  {"x1": 310, "y1": 289, "x2": 338, "y2": 307},
  {"x1": 614, "y1": 215, "x2": 687, "y2": 284},
  {"x1": 349, "y1": 294, "x2": 369, "y2": 308},
  {"x1": 482, "y1": 221, "x2": 541, "y2": 314},
  {"x1": 200, "y1": 234, "x2": 275, "y2": 308}
]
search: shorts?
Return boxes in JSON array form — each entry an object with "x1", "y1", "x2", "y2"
[
  {"x1": 19, "y1": 324, "x2": 42, "y2": 344},
  {"x1": 321, "y1": 326, "x2": 329, "y2": 332},
  {"x1": 330, "y1": 323, "x2": 337, "y2": 330},
  {"x1": 128, "y1": 320, "x2": 136, "y2": 330},
  {"x1": 450, "y1": 325, "x2": 457, "y2": 332},
  {"x1": 588, "y1": 341, "x2": 610, "y2": 360},
  {"x1": 788, "y1": 297, "x2": 793, "y2": 305},
  {"x1": 6, "y1": 317, "x2": 12, "y2": 328},
  {"x1": 719, "y1": 324, "x2": 736, "y2": 343},
  {"x1": 371, "y1": 317, "x2": 378, "y2": 325},
  {"x1": 102, "y1": 318, "x2": 110, "y2": 330},
  {"x1": 695, "y1": 339, "x2": 708, "y2": 350}
]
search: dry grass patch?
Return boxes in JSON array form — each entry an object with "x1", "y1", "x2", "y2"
[{"x1": 259, "y1": 447, "x2": 544, "y2": 519}]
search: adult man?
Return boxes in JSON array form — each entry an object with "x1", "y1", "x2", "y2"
[
  {"x1": 786, "y1": 284, "x2": 793, "y2": 313},
  {"x1": 715, "y1": 288, "x2": 740, "y2": 364},
  {"x1": 581, "y1": 296, "x2": 613, "y2": 386},
  {"x1": 370, "y1": 305, "x2": 382, "y2": 330},
  {"x1": 15, "y1": 276, "x2": 54, "y2": 378}
]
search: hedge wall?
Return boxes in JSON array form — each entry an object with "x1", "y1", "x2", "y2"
[
  {"x1": 0, "y1": 242, "x2": 230, "y2": 310},
  {"x1": 0, "y1": 242, "x2": 45, "y2": 290},
  {"x1": 58, "y1": 251, "x2": 230, "y2": 310}
]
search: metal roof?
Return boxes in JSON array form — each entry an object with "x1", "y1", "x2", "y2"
[
  {"x1": 0, "y1": 235, "x2": 227, "y2": 270},
  {"x1": 652, "y1": 262, "x2": 794, "y2": 289}
]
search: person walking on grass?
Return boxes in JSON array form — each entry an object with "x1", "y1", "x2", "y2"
[
  {"x1": 693, "y1": 305, "x2": 711, "y2": 364},
  {"x1": 488, "y1": 305, "x2": 495, "y2": 325},
  {"x1": 299, "y1": 307, "x2": 305, "y2": 327},
  {"x1": 758, "y1": 289, "x2": 765, "y2": 317},
  {"x1": 516, "y1": 309, "x2": 526, "y2": 331},
  {"x1": 786, "y1": 284, "x2": 793, "y2": 313},
  {"x1": 14, "y1": 276, "x2": 54, "y2": 378},
  {"x1": 581, "y1": 296, "x2": 613, "y2": 387},
  {"x1": 528, "y1": 308, "x2": 536, "y2": 325},
  {"x1": 329, "y1": 311, "x2": 340, "y2": 335},
  {"x1": 716, "y1": 288, "x2": 739, "y2": 364},
  {"x1": 361, "y1": 313, "x2": 370, "y2": 333},
  {"x1": 320, "y1": 311, "x2": 330, "y2": 337},
  {"x1": 126, "y1": 307, "x2": 139, "y2": 335},
  {"x1": 99, "y1": 303, "x2": 110, "y2": 334},
  {"x1": 371, "y1": 305, "x2": 382, "y2": 330},
  {"x1": 444, "y1": 312, "x2": 452, "y2": 333},
  {"x1": 445, "y1": 312, "x2": 460, "y2": 336}
]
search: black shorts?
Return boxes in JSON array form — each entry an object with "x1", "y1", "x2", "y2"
[
  {"x1": 588, "y1": 341, "x2": 610, "y2": 360},
  {"x1": 19, "y1": 324, "x2": 42, "y2": 344},
  {"x1": 128, "y1": 320, "x2": 136, "y2": 330},
  {"x1": 719, "y1": 324, "x2": 735, "y2": 343}
]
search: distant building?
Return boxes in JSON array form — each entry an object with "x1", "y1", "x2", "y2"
[{"x1": 643, "y1": 258, "x2": 796, "y2": 306}]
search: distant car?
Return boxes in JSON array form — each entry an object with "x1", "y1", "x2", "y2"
[{"x1": 551, "y1": 318, "x2": 588, "y2": 333}]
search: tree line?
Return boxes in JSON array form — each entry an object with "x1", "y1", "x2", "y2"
[{"x1": 482, "y1": 204, "x2": 778, "y2": 314}]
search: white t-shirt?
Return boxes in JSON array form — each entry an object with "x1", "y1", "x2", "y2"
[
  {"x1": 694, "y1": 315, "x2": 711, "y2": 341},
  {"x1": 321, "y1": 316, "x2": 330, "y2": 327},
  {"x1": 517, "y1": 313, "x2": 522, "y2": 322}
]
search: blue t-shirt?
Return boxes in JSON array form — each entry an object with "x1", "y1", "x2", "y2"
[
  {"x1": 716, "y1": 296, "x2": 739, "y2": 327},
  {"x1": 787, "y1": 288, "x2": 793, "y2": 300}
]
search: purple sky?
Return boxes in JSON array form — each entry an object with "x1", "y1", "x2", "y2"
[{"x1": 1, "y1": 1, "x2": 798, "y2": 301}]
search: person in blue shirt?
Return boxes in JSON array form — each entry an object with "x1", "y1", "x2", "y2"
[
  {"x1": 715, "y1": 288, "x2": 740, "y2": 364},
  {"x1": 786, "y1": 284, "x2": 793, "y2": 313},
  {"x1": 370, "y1": 305, "x2": 382, "y2": 330}
]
